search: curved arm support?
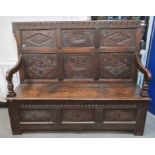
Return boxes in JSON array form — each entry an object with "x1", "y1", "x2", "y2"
[
  {"x1": 135, "y1": 54, "x2": 152, "y2": 97},
  {"x1": 6, "y1": 55, "x2": 22, "y2": 97}
]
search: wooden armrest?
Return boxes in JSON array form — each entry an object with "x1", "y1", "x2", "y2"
[
  {"x1": 135, "y1": 54, "x2": 152, "y2": 81},
  {"x1": 6, "y1": 55, "x2": 22, "y2": 97},
  {"x1": 135, "y1": 54, "x2": 152, "y2": 97}
]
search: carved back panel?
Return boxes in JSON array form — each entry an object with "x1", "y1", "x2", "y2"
[{"x1": 12, "y1": 20, "x2": 144, "y2": 82}]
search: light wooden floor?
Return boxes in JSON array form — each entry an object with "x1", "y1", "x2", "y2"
[{"x1": 0, "y1": 108, "x2": 155, "y2": 138}]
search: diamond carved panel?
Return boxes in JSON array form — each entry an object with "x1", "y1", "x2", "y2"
[
  {"x1": 100, "y1": 53, "x2": 134, "y2": 79},
  {"x1": 62, "y1": 29, "x2": 94, "y2": 47},
  {"x1": 100, "y1": 29, "x2": 135, "y2": 47},
  {"x1": 20, "y1": 110, "x2": 51, "y2": 122},
  {"x1": 104, "y1": 109, "x2": 137, "y2": 121},
  {"x1": 24, "y1": 54, "x2": 58, "y2": 79},
  {"x1": 64, "y1": 54, "x2": 92, "y2": 79},
  {"x1": 22, "y1": 30, "x2": 56, "y2": 47},
  {"x1": 62, "y1": 109, "x2": 94, "y2": 122},
  {"x1": 27, "y1": 33, "x2": 52, "y2": 45}
]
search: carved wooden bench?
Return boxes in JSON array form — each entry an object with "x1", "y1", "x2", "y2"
[{"x1": 6, "y1": 20, "x2": 152, "y2": 135}]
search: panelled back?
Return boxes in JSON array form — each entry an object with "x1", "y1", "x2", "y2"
[{"x1": 12, "y1": 21, "x2": 144, "y2": 82}]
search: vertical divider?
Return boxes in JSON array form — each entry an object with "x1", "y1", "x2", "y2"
[
  {"x1": 56, "y1": 29, "x2": 62, "y2": 49},
  {"x1": 93, "y1": 28, "x2": 101, "y2": 80},
  {"x1": 95, "y1": 106, "x2": 103, "y2": 123},
  {"x1": 94, "y1": 27, "x2": 101, "y2": 49},
  {"x1": 56, "y1": 29, "x2": 64, "y2": 81}
]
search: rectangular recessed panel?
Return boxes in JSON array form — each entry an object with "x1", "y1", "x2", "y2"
[
  {"x1": 104, "y1": 109, "x2": 137, "y2": 121},
  {"x1": 64, "y1": 54, "x2": 93, "y2": 79},
  {"x1": 22, "y1": 30, "x2": 56, "y2": 48},
  {"x1": 23, "y1": 54, "x2": 58, "y2": 79},
  {"x1": 100, "y1": 29, "x2": 136, "y2": 47},
  {"x1": 20, "y1": 109, "x2": 51, "y2": 122},
  {"x1": 62, "y1": 109, "x2": 94, "y2": 122},
  {"x1": 62, "y1": 29, "x2": 94, "y2": 47},
  {"x1": 100, "y1": 53, "x2": 135, "y2": 79}
]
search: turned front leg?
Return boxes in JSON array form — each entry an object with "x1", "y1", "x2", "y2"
[
  {"x1": 6, "y1": 74, "x2": 16, "y2": 97},
  {"x1": 140, "y1": 81, "x2": 149, "y2": 97}
]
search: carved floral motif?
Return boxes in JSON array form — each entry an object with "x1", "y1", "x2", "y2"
[{"x1": 64, "y1": 54, "x2": 92, "y2": 78}]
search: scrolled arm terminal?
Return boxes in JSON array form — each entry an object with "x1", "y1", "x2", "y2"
[
  {"x1": 6, "y1": 55, "x2": 22, "y2": 97},
  {"x1": 135, "y1": 54, "x2": 152, "y2": 97}
]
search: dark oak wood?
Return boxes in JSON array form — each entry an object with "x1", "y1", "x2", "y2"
[{"x1": 6, "y1": 20, "x2": 151, "y2": 135}]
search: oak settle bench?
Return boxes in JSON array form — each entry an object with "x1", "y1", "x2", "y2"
[{"x1": 6, "y1": 20, "x2": 152, "y2": 135}]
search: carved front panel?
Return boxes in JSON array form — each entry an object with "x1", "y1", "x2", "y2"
[
  {"x1": 100, "y1": 53, "x2": 135, "y2": 79},
  {"x1": 62, "y1": 109, "x2": 94, "y2": 122},
  {"x1": 62, "y1": 29, "x2": 94, "y2": 47},
  {"x1": 24, "y1": 54, "x2": 58, "y2": 79},
  {"x1": 22, "y1": 30, "x2": 56, "y2": 47},
  {"x1": 20, "y1": 109, "x2": 51, "y2": 122},
  {"x1": 64, "y1": 54, "x2": 92, "y2": 79},
  {"x1": 104, "y1": 109, "x2": 137, "y2": 121},
  {"x1": 100, "y1": 29, "x2": 136, "y2": 47}
]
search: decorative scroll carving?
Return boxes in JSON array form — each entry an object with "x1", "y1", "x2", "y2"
[
  {"x1": 135, "y1": 54, "x2": 152, "y2": 97},
  {"x1": 13, "y1": 21, "x2": 143, "y2": 30},
  {"x1": 100, "y1": 53, "x2": 134, "y2": 79},
  {"x1": 6, "y1": 55, "x2": 22, "y2": 97},
  {"x1": 24, "y1": 54, "x2": 58, "y2": 79},
  {"x1": 101, "y1": 29, "x2": 135, "y2": 46},
  {"x1": 62, "y1": 30, "x2": 94, "y2": 47},
  {"x1": 20, "y1": 110, "x2": 51, "y2": 122},
  {"x1": 105, "y1": 109, "x2": 137, "y2": 121},
  {"x1": 22, "y1": 30, "x2": 56, "y2": 47},
  {"x1": 64, "y1": 54, "x2": 92, "y2": 78}
]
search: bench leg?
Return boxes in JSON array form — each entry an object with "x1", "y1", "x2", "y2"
[
  {"x1": 134, "y1": 103, "x2": 148, "y2": 136},
  {"x1": 8, "y1": 100, "x2": 21, "y2": 135},
  {"x1": 12, "y1": 130, "x2": 22, "y2": 135},
  {"x1": 134, "y1": 128, "x2": 144, "y2": 136}
]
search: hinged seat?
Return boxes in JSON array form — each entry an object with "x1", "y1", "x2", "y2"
[{"x1": 9, "y1": 82, "x2": 149, "y2": 101}]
